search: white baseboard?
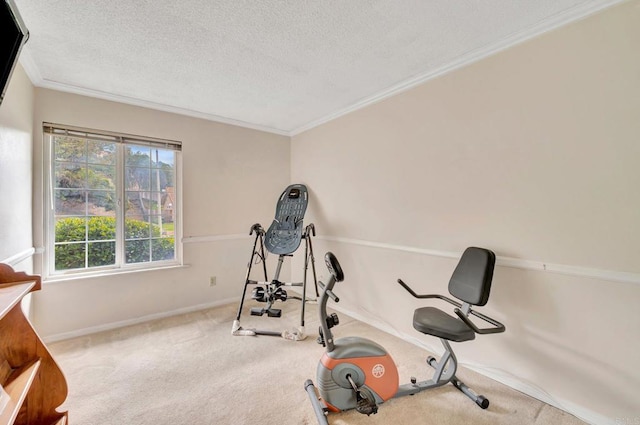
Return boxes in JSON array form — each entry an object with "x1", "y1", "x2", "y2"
[
  {"x1": 42, "y1": 296, "x2": 240, "y2": 343},
  {"x1": 463, "y1": 364, "x2": 618, "y2": 425}
]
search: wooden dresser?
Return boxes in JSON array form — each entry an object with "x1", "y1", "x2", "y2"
[{"x1": 0, "y1": 264, "x2": 68, "y2": 425}]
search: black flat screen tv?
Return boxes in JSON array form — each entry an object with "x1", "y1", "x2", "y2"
[{"x1": 0, "y1": 0, "x2": 29, "y2": 107}]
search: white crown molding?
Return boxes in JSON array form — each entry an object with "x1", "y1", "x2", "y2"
[
  {"x1": 289, "y1": 0, "x2": 626, "y2": 136},
  {"x1": 19, "y1": 49, "x2": 291, "y2": 137},
  {"x1": 317, "y1": 235, "x2": 640, "y2": 286},
  {"x1": 38, "y1": 78, "x2": 291, "y2": 136}
]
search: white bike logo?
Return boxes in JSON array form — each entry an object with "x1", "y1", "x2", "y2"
[{"x1": 372, "y1": 364, "x2": 385, "y2": 378}]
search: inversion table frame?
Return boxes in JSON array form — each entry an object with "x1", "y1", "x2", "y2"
[{"x1": 231, "y1": 184, "x2": 319, "y2": 341}]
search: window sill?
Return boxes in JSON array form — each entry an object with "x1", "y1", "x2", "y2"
[{"x1": 43, "y1": 263, "x2": 190, "y2": 285}]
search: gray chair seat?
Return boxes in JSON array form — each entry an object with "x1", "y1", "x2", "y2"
[{"x1": 413, "y1": 306, "x2": 475, "y2": 342}]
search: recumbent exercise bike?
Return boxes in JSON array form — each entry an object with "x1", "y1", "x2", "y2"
[{"x1": 305, "y1": 248, "x2": 505, "y2": 424}]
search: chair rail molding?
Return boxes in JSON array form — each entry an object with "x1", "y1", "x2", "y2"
[
  {"x1": 0, "y1": 247, "x2": 36, "y2": 267},
  {"x1": 316, "y1": 236, "x2": 640, "y2": 286}
]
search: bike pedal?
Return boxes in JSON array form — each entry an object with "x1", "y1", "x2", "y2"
[{"x1": 250, "y1": 308, "x2": 265, "y2": 316}]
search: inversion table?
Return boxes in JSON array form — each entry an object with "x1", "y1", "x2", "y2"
[{"x1": 231, "y1": 184, "x2": 319, "y2": 341}]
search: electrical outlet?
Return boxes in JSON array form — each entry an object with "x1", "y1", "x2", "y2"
[{"x1": 209, "y1": 276, "x2": 217, "y2": 286}]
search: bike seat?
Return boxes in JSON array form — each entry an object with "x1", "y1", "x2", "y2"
[{"x1": 413, "y1": 307, "x2": 475, "y2": 342}]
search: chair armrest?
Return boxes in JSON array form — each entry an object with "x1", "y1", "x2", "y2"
[
  {"x1": 454, "y1": 308, "x2": 506, "y2": 335},
  {"x1": 397, "y1": 279, "x2": 462, "y2": 308}
]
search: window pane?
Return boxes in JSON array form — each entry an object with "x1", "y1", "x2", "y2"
[
  {"x1": 151, "y1": 171, "x2": 165, "y2": 192},
  {"x1": 152, "y1": 237, "x2": 175, "y2": 261},
  {"x1": 55, "y1": 163, "x2": 86, "y2": 189},
  {"x1": 126, "y1": 239, "x2": 150, "y2": 264},
  {"x1": 88, "y1": 216, "x2": 116, "y2": 241},
  {"x1": 148, "y1": 196, "x2": 163, "y2": 217},
  {"x1": 88, "y1": 241, "x2": 116, "y2": 267},
  {"x1": 54, "y1": 136, "x2": 86, "y2": 163},
  {"x1": 55, "y1": 217, "x2": 86, "y2": 242},
  {"x1": 125, "y1": 218, "x2": 150, "y2": 239},
  {"x1": 126, "y1": 146, "x2": 151, "y2": 167},
  {"x1": 88, "y1": 191, "x2": 117, "y2": 215},
  {"x1": 87, "y1": 140, "x2": 116, "y2": 165},
  {"x1": 86, "y1": 164, "x2": 116, "y2": 190},
  {"x1": 147, "y1": 215, "x2": 164, "y2": 236},
  {"x1": 126, "y1": 167, "x2": 150, "y2": 191},
  {"x1": 162, "y1": 187, "x2": 176, "y2": 224},
  {"x1": 152, "y1": 149, "x2": 174, "y2": 168},
  {"x1": 161, "y1": 171, "x2": 174, "y2": 189},
  {"x1": 55, "y1": 189, "x2": 87, "y2": 215},
  {"x1": 160, "y1": 220, "x2": 174, "y2": 236},
  {"x1": 55, "y1": 243, "x2": 86, "y2": 270},
  {"x1": 125, "y1": 192, "x2": 148, "y2": 221}
]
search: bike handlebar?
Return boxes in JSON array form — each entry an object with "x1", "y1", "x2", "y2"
[
  {"x1": 397, "y1": 279, "x2": 461, "y2": 306},
  {"x1": 325, "y1": 289, "x2": 339, "y2": 303}
]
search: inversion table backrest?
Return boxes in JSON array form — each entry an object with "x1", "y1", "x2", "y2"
[{"x1": 264, "y1": 184, "x2": 309, "y2": 255}]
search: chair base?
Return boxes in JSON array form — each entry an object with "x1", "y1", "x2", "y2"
[
  {"x1": 394, "y1": 339, "x2": 489, "y2": 409},
  {"x1": 425, "y1": 349, "x2": 489, "y2": 409}
]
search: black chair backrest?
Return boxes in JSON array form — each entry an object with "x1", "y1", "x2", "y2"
[{"x1": 448, "y1": 247, "x2": 496, "y2": 306}]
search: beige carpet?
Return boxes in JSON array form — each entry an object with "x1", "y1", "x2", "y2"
[{"x1": 49, "y1": 300, "x2": 588, "y2": 425}]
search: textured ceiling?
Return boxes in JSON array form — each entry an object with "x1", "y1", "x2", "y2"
[{"x1": 15, "y1": 0, "x2": 621, "y2": 135}]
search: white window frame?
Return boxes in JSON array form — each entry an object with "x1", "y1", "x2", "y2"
[{"x1": 43, "y1": 123, "x2": 183, "y2": 279}]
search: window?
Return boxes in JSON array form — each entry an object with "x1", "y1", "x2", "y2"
[{"x1": 43, "y1": 123, "x2": 181, "y2": 277}]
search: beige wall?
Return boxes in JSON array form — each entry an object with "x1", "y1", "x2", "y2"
[
  {"x1": 30, "y1": 89, "x2": 291, "y2": 338},
  {"x1": 2, "y1": 2, "x2": 638, "y2": 423},
  {"x1": 292, "y1": 1, "x2": 640, "y2": 423},
  {"x1": 0, "y1": 64, "x2": 35, "y2": 273}
]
